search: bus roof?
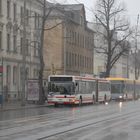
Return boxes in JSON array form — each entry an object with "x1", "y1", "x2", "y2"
[
  {"x1": 48, "y1": 75, "x2": 110, "y2": 82},
  {"x1": 106, "y1": 77, "x2": 129, "y2": 81},
  {"x1": 48, "y1": 75, "x2": 97, "y2": 81}
]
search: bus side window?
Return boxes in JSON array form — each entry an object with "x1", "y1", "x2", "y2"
[
  {"x1": 48, "y1": 83, "x2": 51, "y2": 91},
  {"x1": 75, "y1": 82, "x2": 79, "y2": 93},
  {"x1": 122, "y1": 83, "x2": 125, "y2": 93}
]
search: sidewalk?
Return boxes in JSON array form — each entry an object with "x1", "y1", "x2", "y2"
[{"x1": 0, "y1": 101, "x2": 49, "y2": 111}]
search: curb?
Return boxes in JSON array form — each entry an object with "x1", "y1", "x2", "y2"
[{"x1": 0, "y1": 104, "x2": 52, "y2": 112}]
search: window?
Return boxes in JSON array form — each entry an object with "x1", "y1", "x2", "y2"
[
  {"x1": 50, "y1": 77, "x2": 72, "y2": 82},
  {"x1": 7, "y1": 34, "x2": 10, "y2": 52},
  {"x1": 69, "y1": 52, "x2": 71, "y2": 67},
  {"x1": 34, "y1": 13, "x2": 37, "y2": 28},
  {"x1": 13, "y1": 35, "x2": 17, "y2": 53},
  {"x1": 34, "y1": 69, "x2": 38, "y2": 78},
  {"x1": 26, "y1": 9, "x2": 29, "y2": 25},
  {"x1": 34, "y1": 42, "x2": 39, "y2": 57},
  {"x1": 84, "y1": 56, "x2": 86, "y2": 68},
  {"x1": 80, "y1": 55, "x2": 82, "y2": 67},
  {"x1": 78, "y1": 54, "x2": 79, "y2": 68},
  {"x1": 13, "y1": 3, "x2": 17, "y2": 21},
  {"x1": 26, "y1": 39, "x2": 29, "y2": 55},
  {"x1": 7, "y1": 0, "x2": 10, "y2": 18},
  {"x1": 72, "y1": 53, "x2": 74, "y2": 67},
  {"x1": 0, "y1": 31, "x2": 2, "y2": 50},
  {"x1": 20, "y1": 67, "x2": 23, "y2": 88},
  {"x1": 79, "y1": 81, "x2": 86, "y2": 94},
  {"x1": 13, "y1": 66, "x2": 17, "y2": 85},
  {"x1": 6, "y1": 65, "x2": 11, "y2": 85},
  {"x1": 75, "y1": 54, "x2": 77, "y2": 66},
  {"x1": 80, "y1": 16, "x2": 83, "y2": 25},
  {"x1": 20, "y1": 37, "x2": 23, "y2": 54},
  {"x1": 20, "y1": 6, "x2": 24, "y2": 23},
  {"x1": 66, "y1": 52, "x2": 69, "y2": 66},
  {"x1": 26, "y1": 67, "x2": 29, "y2": 80},
  {"x1": 37, "y1": 14, "x2": 40, "y2": 28},
  {"x1": 0, "y1": 0, "x2": 2, "y2": 15},
  {"x1": 77, "y1": 33, "x2": 79, "y2": 46}
]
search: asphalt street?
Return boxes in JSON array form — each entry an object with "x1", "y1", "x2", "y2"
[{"x1": 0, "y1": 100, "x2": 140, "y2": 140}]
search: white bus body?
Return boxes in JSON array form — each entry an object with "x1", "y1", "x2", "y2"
[{"x1": 47, "y1": 75, "x2": 111, "y2": 106}]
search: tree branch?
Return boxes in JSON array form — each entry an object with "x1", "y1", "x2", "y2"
[{"x1": 44, "y1": 22, "x2": 63, "y2": 30}]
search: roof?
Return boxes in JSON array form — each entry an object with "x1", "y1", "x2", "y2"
[{"x1": 56, "y1": 4, "x2": 84, "y2": 11}]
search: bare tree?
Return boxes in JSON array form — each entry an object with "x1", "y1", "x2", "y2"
[
  {"x1": 94, "y1": 0, "x2": 132, "y2": 77},
  {"x1": 133, "y1": 14, "x2": 140, "y2": 80},
  {"x1": 36, "y1": 0, "x2": 54, "y2": 104},
  {"x1": 36, "y1": 0, "x2": 65, "y2": 104},
  {"x1": 134, "y1": 49, "x2": 140, "y2": 80}
]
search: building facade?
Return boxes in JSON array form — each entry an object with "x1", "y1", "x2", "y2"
[
  {"x1": 43, "y1": 4, "x2": 94, "y2": 77},
  {"x1": 129, "y1": 49, "x2": 140, "y2": 80},
  {"x1": 0, "y1": 0, "x2": 42, "y2": 101},
  {"x1": 88, "y1": 22, "x2": 130, "y2": 78}
]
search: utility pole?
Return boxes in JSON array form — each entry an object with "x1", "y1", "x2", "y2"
[
  {"x1": 135, "y1": 14, "x2": 139, "y2": 80},
  {"x1": 134, "y1": 14, "x2": 139, "y2": 100},
  {"x1": 21, "y1": 0, "x2": 27, "y2": 106},
  {"x1": 0, "y1": 57, "x2": 3, "y2": 108},
  {"x1": 63, "y1": 22, "x2": 67, "y2": 75}
]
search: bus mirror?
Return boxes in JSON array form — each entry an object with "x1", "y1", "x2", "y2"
[{"x1": 75, "y1": 83, "x2": 78, "y2": 86}]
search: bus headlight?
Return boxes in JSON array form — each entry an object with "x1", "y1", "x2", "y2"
[
  {"x1": 69, "y1": 99, "x2": 75, "y2": 102},
  {"x1": 119, "y1": 96, "x2": 122, "y2": 98}
]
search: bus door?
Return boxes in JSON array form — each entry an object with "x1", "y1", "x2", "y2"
[{"x1": 96, "y1": 80, "x2": 98, "y2": 103}]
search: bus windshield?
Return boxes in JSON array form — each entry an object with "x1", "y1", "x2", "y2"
[
  {"x1": 111, "y1": 81, "x2": 125, "y2": 94},
  {"x1": 48, "y1": 82, "x2": 75, "y2": 95}
]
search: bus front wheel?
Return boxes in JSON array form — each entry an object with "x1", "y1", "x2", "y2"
[{"x1": 54, "y1": 103, "x2": 59, "y2": 107}]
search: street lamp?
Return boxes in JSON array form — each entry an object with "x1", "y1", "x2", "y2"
[{"x1": 21, "y1": 0, "x2": 27, "y2": 106}]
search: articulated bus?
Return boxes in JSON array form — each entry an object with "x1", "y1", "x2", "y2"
[
  {"x1": 47, "y1": 75, "x2": 111, "y2": 106},
  {"x1": 106, "y1": 77, "x2": 140, "y2": 100}
]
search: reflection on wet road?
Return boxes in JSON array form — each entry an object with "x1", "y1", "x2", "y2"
[{"x1": 0, "y1": 101, "x2": 140, "y2": 140}]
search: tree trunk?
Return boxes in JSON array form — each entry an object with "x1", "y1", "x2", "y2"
[{"x1": 38, "y1": 0, "x2": 46, "y2": 104}]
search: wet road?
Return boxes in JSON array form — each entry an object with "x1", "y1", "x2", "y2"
[{"x1": 0, "y1": 100, "x2": 140, "y2": 140}]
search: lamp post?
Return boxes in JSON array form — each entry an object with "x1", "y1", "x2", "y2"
[
  {"x1": 21, "y1": 0, "x2": 27, "y2": 106},
  {"x1": 63, "y1": 25, "x2": 67, "y2": 75},
  {"x1": 0, "y1": 57, "x2": 3, "y2": 108},
  {"x1": 135, "y1": 14, "x2": 139, "y2": 80},
  {"x1": 133, "y1": 14, "x2": 139, "y2": 100}
]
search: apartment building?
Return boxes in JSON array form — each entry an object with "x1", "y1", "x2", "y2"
[
  {"x1": 43, "y1": 4, "x2": 94, "y2": 77},
  {"x1": 0, "y1": 0, "x2": 43, "y2": 100}
]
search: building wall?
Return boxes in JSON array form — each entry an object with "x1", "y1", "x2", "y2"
[
  {"x1": 43, "y1": 7, "x2": 94, "y2": 77},
  {"x1": 44, "y1": 19, "x2": 64, "y2": 77},
  {"x1": 88, "y1": 22, "x2": 129, "y2": 78},
  {"x1": 65, "y1": 22, "x2": 94, "y2": 76},
  {"x1": 0, "y1": 0, "x2": 42, "y2": 100},
  {"x1": 88, "y1": 23, "x2": 107, "y2": 77}
]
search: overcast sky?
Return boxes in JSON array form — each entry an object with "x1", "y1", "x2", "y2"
[{"x1": 48, "y1": 0, "x2": 140, "y2": 26}]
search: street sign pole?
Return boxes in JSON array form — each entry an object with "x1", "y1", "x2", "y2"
[{"x1": 0, "y1": 57, "x2": 3, "y2": 108}]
